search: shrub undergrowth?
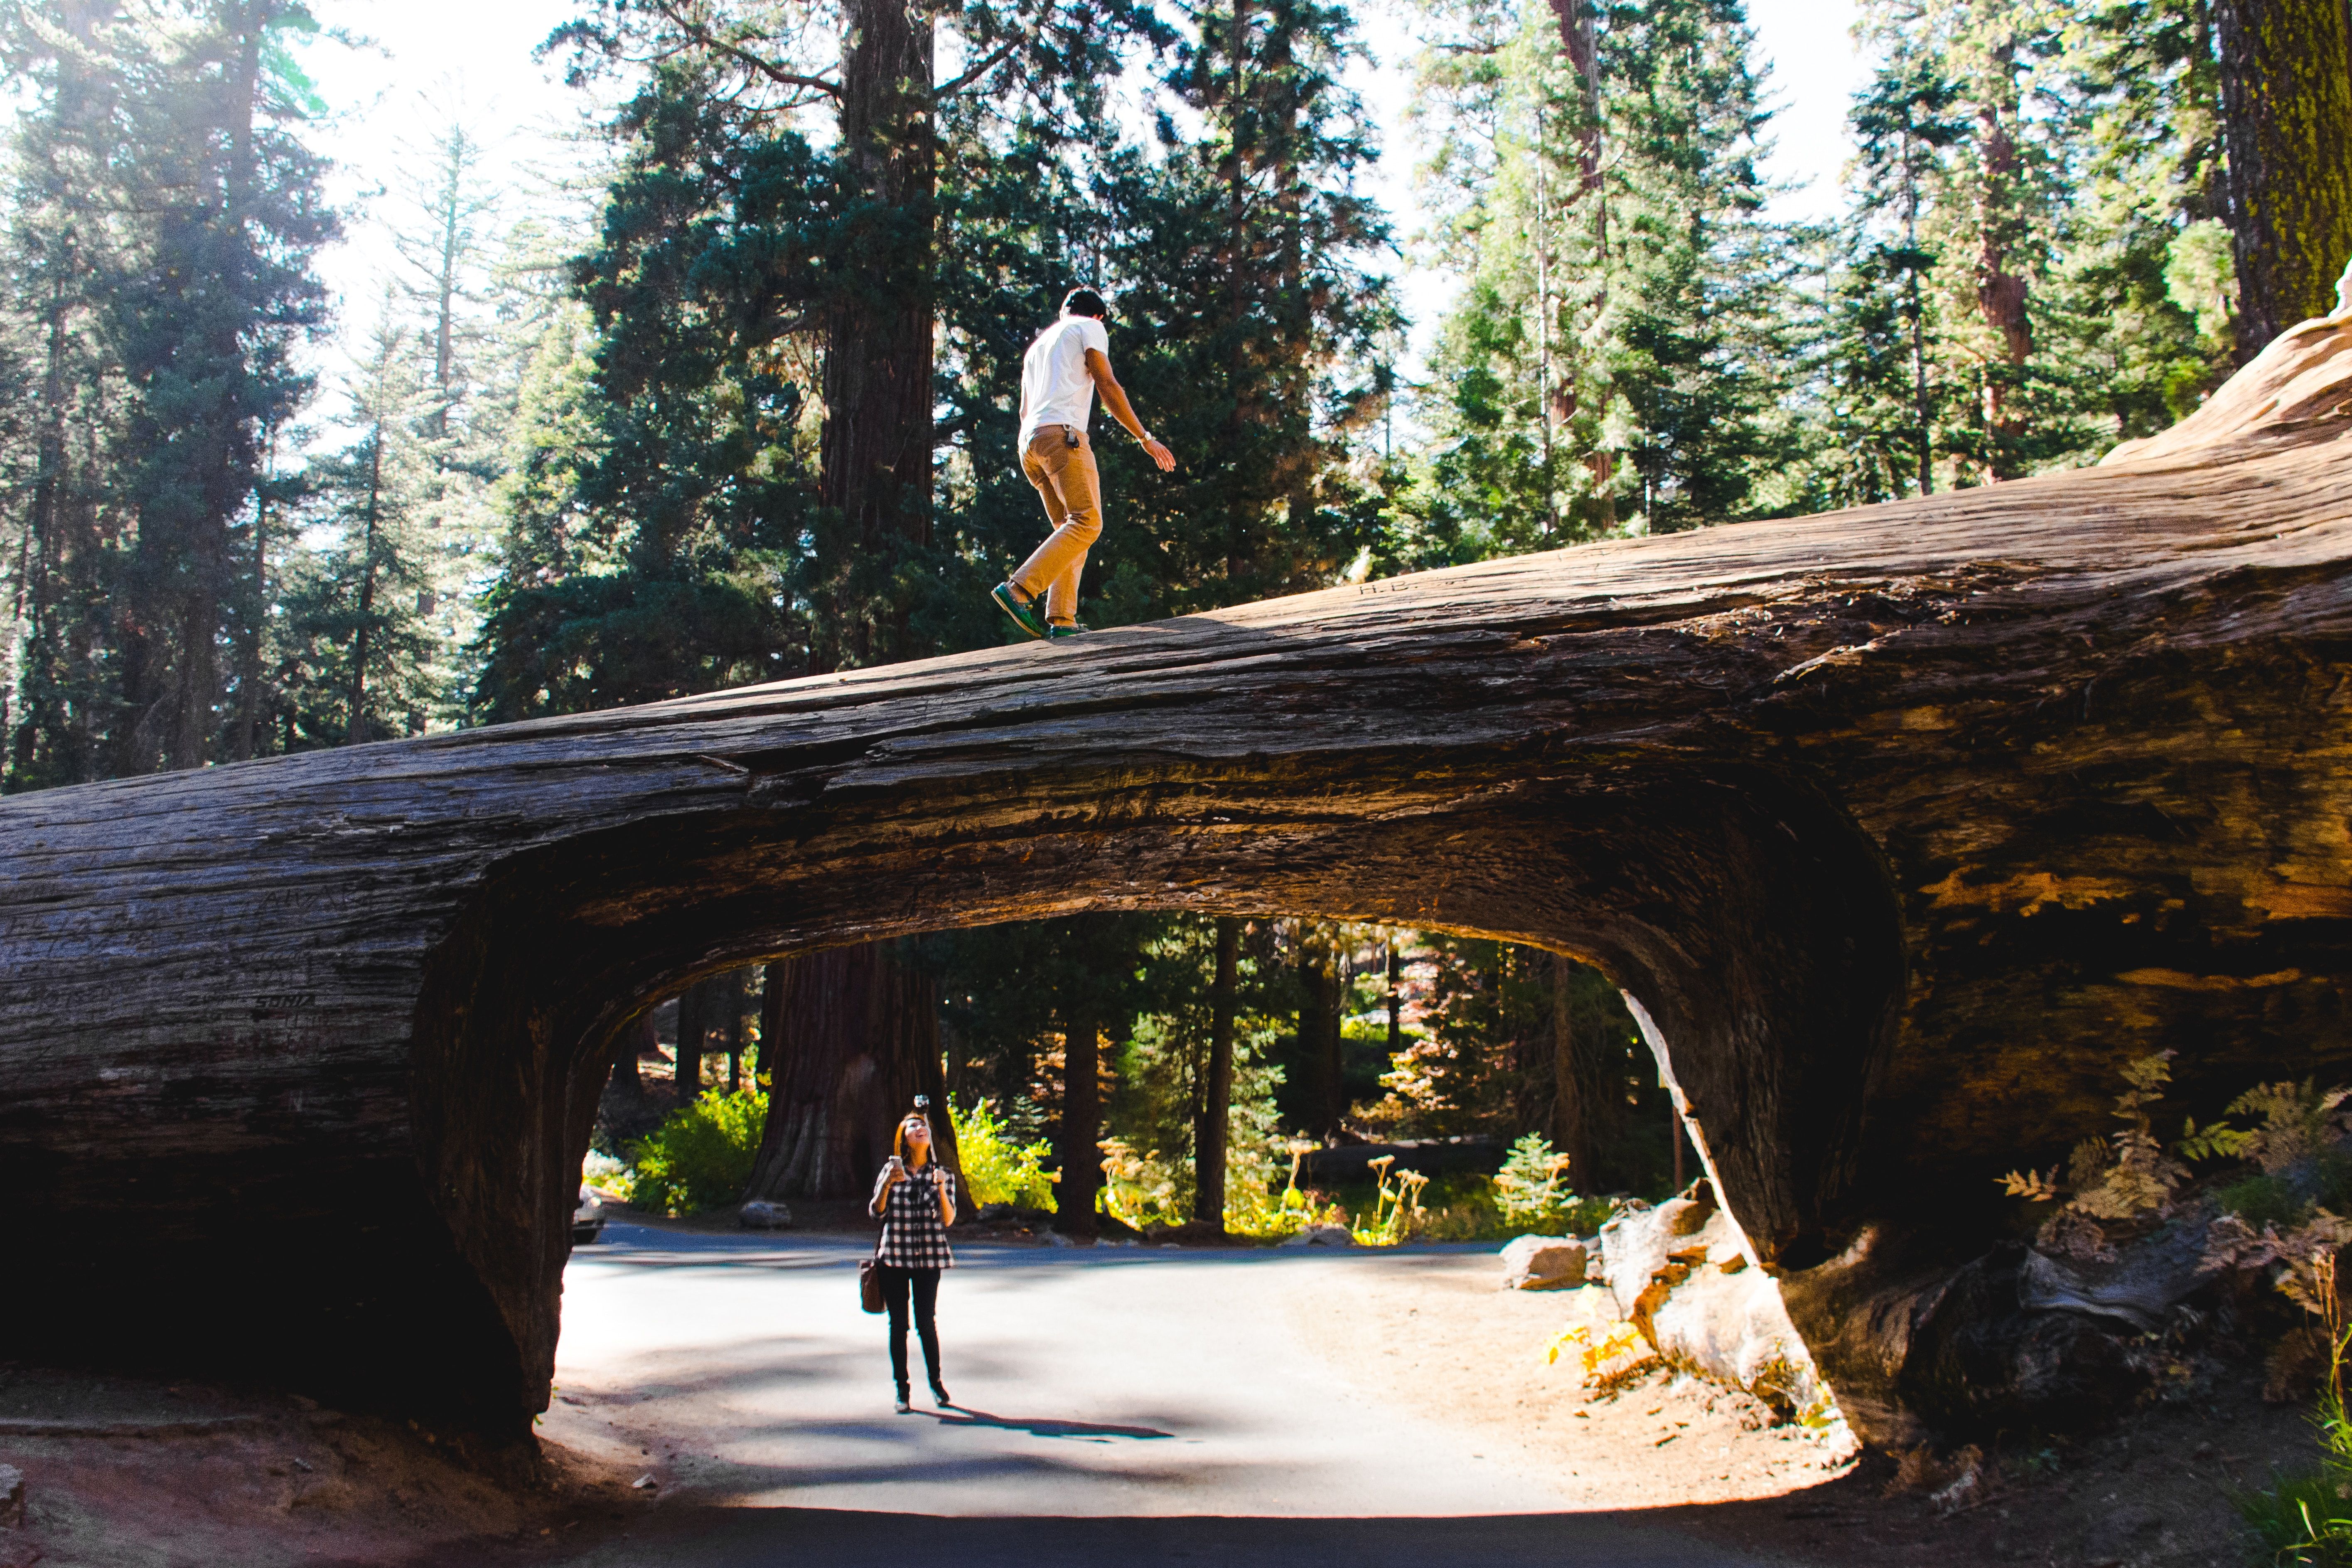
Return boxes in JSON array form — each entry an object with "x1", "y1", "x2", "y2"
[
  {"x1": 2237, "y1": 1256, "x2": 2352, "y2": 1564},
  {"x1": 626, "y1": 1085, "x2": 767, "y2": 1215},
  {"x1": 952, "y1": 1098, "x2": 1057, "y2": 1209}
]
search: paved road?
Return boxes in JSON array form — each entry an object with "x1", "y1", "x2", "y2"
[{"x1": 539, "y1": 1224, "x2": 1784, "y2": 1566}]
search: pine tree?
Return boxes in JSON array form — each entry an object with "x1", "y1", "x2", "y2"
[
  {"x1": 2, "y1": 2, "x2": 337, "y2": 784},
  {"x1": 98, "y1": 0, "x2": 335, "y2": 773},
  {"x1": 1402, "y1": 0, "x2": 1796, "y2": 548},
  {"x1": 276, "y1": 310, "x2": 442, "y2": 747},
  {"x1": 2, "y1": 0, "x2": 128, "y2": 789},
  {"x1": 1831, "y1": 51, "x2": 1966, "y2": 500},
  {"x1": 470, "y1": 61, "x2": 828, "y2": 720},
  {"x1": 2049, "y1": 0, "x2": 2234, "y2": 431}
]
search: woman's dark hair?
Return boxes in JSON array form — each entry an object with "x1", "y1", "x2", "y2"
[{"x1": 1062, "y1": 287, "x2": 1109, "y2": 319}]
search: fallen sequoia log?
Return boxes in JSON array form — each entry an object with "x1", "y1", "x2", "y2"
[{"x1": 2, "y1": 299, "x2": 2349, "y2": 1443}]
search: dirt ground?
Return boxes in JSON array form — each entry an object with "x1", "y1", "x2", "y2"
[
  {"x1": 1283, "y1": 1248, "x2": 2323, "y2": 1566},
  {"x1": 1281, "y1": 1249, "x2": 1853, "y2": 1510},
  {"x1": 0, "y1": 1364, "x2": 644, "y2": 1568},
  {"x1": 0, "y1": 1237, "x2": 2328, "y2": 1566}
]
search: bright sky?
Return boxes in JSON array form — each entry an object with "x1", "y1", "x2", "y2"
[{"x1": 299, "y1": 0, "x2": 1868, "y2": 390}]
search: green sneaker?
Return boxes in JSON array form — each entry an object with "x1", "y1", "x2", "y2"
[
  {"x1": 1047, "y1": 623, "x2": 1091, "y2": 639},
  {"x1": 992, "y1": 581, "x2": 1046, "y2": 639}
]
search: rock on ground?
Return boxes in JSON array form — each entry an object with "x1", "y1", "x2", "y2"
[
  {"x1": 1281, "y1": 1224, "x2": 1354, "y2": 1248},
  {"x1": 1594, "y1": 1191, "x2": 1851, "y2": 1454},
  {"x1": 1499, "y1": 1235, "x2": 1589, "y2": 1290}
]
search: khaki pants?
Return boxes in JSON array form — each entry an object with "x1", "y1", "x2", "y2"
[{"x1": 1013, "y1": 426, "x2": 1102, "y2": 626}]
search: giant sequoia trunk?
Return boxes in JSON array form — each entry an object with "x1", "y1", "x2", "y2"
[
  {"x1": 817, "y1": 0, "x2": 936, "y2": 669},
  {"x1": 742, "y1": 942, "x2": 952, "y2": 1201},
  {"x1": 3, "y1": 303, "x2": 2350, "y2": 1439},
  {"x1": 2215, "y1": 0, "x2": 2352, "y2": 358}
]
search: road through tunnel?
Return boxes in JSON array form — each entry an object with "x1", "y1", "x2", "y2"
[{"x1": 411, "y1": 759, "x2": 1909, "y2": 1433}]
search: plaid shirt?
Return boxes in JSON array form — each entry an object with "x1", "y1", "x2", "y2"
[{"x1": 870, "y1": 1161, "x2": 957, "y2": 1269}]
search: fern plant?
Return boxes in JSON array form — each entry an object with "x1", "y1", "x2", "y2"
[{"x1": 1998, "y1": 1050, "x2": 2189, "y2": 1224}]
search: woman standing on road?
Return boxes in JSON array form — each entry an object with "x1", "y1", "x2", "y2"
[{"x1": 870, "y1": 1101, "x2": 957, "y2": 1413}]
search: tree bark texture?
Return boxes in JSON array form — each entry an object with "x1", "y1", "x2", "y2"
[
  {"x1": 2216, "y1": 0, "x2": 2352, "y2": 359},
  {"x1": 1290, "y1": 923, "x2": 1343, "y2": 1137},
  {"x1": 1057, "y1": 1004, "x2": 1101, "y2": 1237},
  {"x1": 817, "y1": 0, "x2": 936, "y2": 667},
  {"x1": 673, "y1": 980, "x2": 705, "y2": 1105},
  {"x1": 742, "y1": 942, "x2": 950, "y2": 1202},
  {"x1": 1551, "y1": 951, "x2": 1588, "y2": 1185},
  {"x1": 1194, "y1": 916, "x2": 1240, "y2": 1229},
  {"x1": 3, "y1": 307, "x2": 2351, "y2": 1438}
]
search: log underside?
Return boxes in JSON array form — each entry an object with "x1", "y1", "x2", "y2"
[{"x1": 4, "y1": 317, "x2": 2350, "y2": 1442}]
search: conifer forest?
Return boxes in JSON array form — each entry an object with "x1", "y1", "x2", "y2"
[{"x1": 2, "y1": 0, "x2": 2348, "y2": 1225}]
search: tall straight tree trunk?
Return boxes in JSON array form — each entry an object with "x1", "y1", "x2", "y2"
[
  {"x1": 1296, "y1": 923, "x2": 1342, "y2": 1136},
  {"x1": 168, "y1": 5, "x2": 270, "y2": 773},
  {"x1": 1969, "y1": 52, "x2": 2033, "y2": 482},
  {"x1": 1058, "y1": 998, "x2": 1101, "y2": 1237},
  {"x1": 723, "y1": 968, "x2": 745, "y2": 1092},
  {"x1": 345, "y1": 427, "x2": 385, "y2": 743},
  {"x1": 1385, "y1": 938, "x2": 1402, "y2": 1056},
  {"x1": 1904, "y1": 147, "x2": 1935, "y2": 496},
  {"x1": 760, "y1": 959, "x2": 786, "y2": 1087},
  {"x1": 1546, "y1": 0, "x2": 1616, "y2": 526},
  {"x1": 819, "y1": 0, "x2": 937, "y2": 668},
  {"x1": 231, "y1": 426, "x2": 275, "y2": 761},
  {"x1": 14, "y1": 250, "x2": 70, "y2": 779},
  {"x1": 742, "y1": 943, "x2": 953, "y2": 1201},
  {"x1": 2215, "y1": 0, "x2": 2352, "y2": 359},
  {"x1": 1549, "y1": 953, "x2": 1590, "y2": 1187},
  {"x1": 1219, "y1": 0, "x2": 1255, "y2": 587},
  {"x1": 612, "y1": 1013, "x2": 652, "y2": 1099},
  {"x1": 1193, "y1": 916, "x2": 1241, "y2": 1229},
  {"x1": 674, "y1": 981, "x2": 705, "y2": 1105}
]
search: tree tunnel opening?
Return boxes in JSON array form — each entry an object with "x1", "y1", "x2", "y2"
[
  {"x1": 595, "y1": 920, "x2": 1703, "y2": 1234},
  {"x1": 406, "y1": 758, "x2": 1908, "y2": 1435}
]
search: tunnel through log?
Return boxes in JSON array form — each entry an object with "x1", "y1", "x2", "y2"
[{"x1": 2, "y1": 300, "x2": 2349, "y2": 1439}]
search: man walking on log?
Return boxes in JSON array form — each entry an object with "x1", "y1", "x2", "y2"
[{"x1": 992, "y1": 288, "x2": 1176, "y2": 640}]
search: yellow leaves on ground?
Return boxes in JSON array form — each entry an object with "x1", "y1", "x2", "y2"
[{"x1": 1548, "y1": 1320, "x2": 1652, "y2": 1384}]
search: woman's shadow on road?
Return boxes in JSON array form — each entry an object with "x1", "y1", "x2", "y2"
[{"x1": 922, "y1": 1406, "x2": 1172, "y2": 1442}]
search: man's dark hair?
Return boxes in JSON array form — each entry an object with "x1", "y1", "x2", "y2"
[{"x1": 1062, "y1": 287, "x2": 1110, "y2": 319}]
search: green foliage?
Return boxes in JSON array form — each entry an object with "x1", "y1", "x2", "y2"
[
  {"x1": 2237, "y1": 1258, "x2": 2352, "y2": 1566},
  {"x1": 2220, "y1": 1173, "x2": 2308, "y2": 1232},
  {"x1": 1492, "y1": 1131, "x2": 1618, "y2": 1234},
  {"x1": 1398, "y1": 0, "x2": 1797, "y2": 551},
  {"x1": 1495, "y1": 1131, "x2": 1572, "y2": 1228},
  {"x1": 1101, "y1": 1138, "x2": 1190, "y2": 1232},
  {"x1": 3, "y1": 0, "x2": 336, "y2": 785},
  {"x1": 2184, "y1": 1080, "x2": 2352, "y2": 1233},
  {"x1": 626, "y1": 1085, "x2": 768, "y2": 1215},
  {"x1": 469, "y1": 67, "x2": 825, "y2": 721},
  {"x1": 952, "y1": 1098, "x2": 1057, "y2": 1210}
]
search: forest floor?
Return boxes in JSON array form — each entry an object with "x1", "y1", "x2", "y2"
[
  {"x1": 1297, "y1": 1246, "x2": 2314, "y2": 1566},
  {"x1": 0, "y1": 1219, "x2": 2319, "y2": 1566}
]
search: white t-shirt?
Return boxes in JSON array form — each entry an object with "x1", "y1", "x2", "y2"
[{"x1": 1017, "y1": 313, "x2": 1112, "y2": 448}]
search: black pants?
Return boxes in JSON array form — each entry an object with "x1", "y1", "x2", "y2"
[{"x1": 878, "y1": 1264, "x2": 941, "y2": 1393}]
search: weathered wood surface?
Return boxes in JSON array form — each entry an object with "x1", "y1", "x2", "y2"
[{"x1": 3, "y1": 306, "x2": 2349, "y2": 1438}]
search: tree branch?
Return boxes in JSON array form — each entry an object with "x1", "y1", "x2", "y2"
[
  {"x1": 936, "y1": 37, "x2": 1024, "y2": 99},
  {"x1": 654, "y1": 0, "x2": 841, "y2": 100}
]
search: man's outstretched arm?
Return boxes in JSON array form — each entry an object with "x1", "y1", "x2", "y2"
[{"x1": 1086, "y1": 348, "x2": 1176, "y2": 472}]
